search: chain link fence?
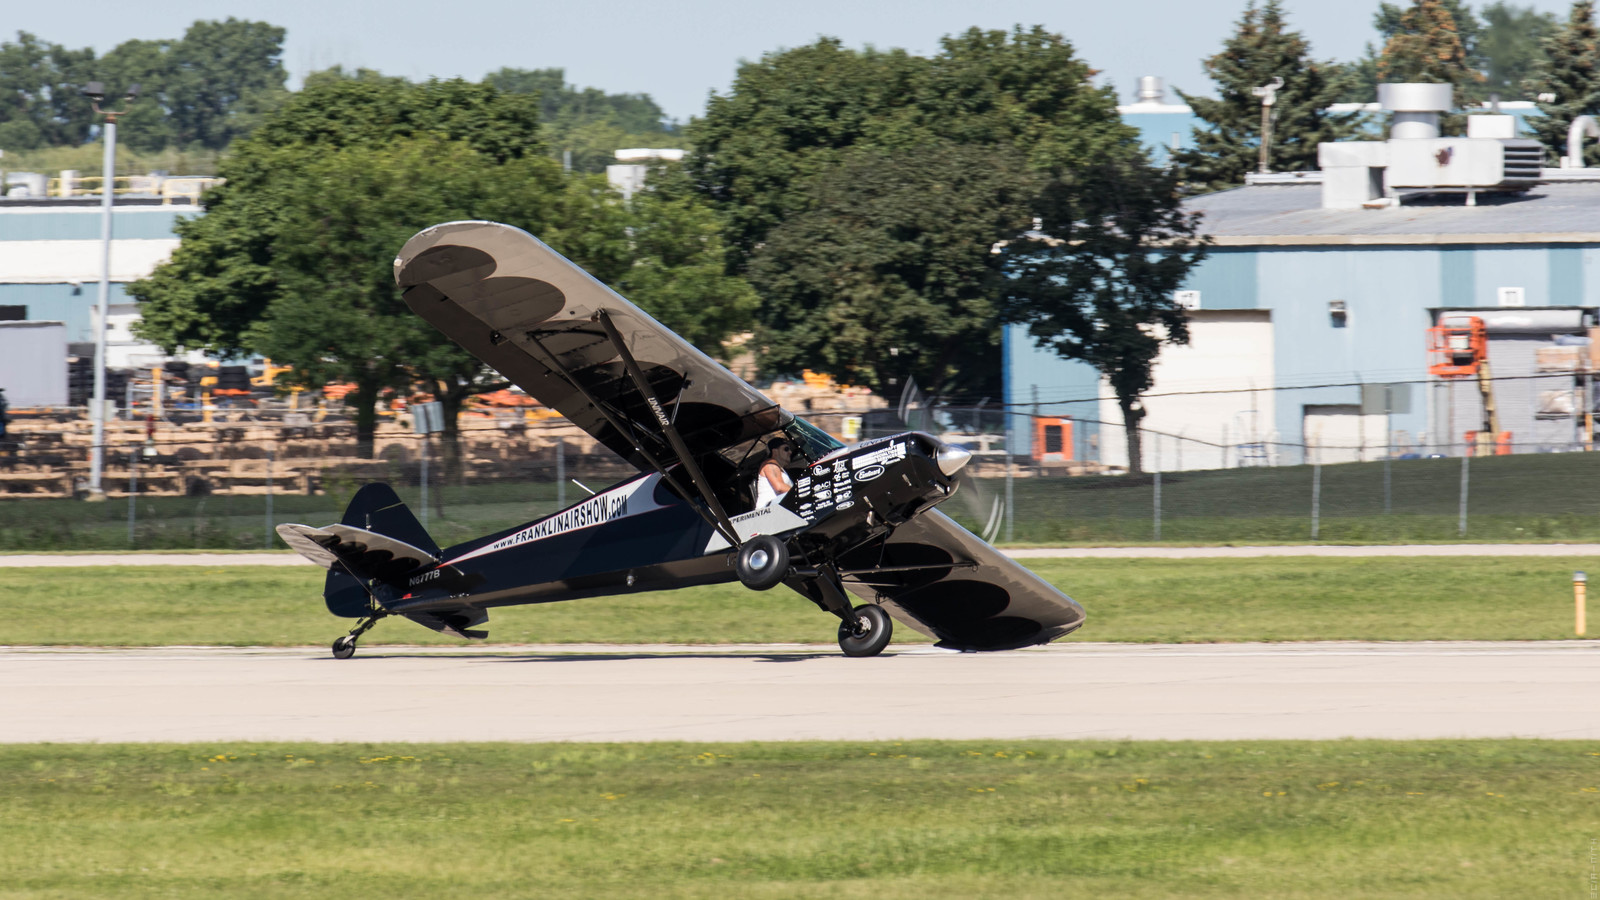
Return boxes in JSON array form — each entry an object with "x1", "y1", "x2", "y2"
[{"x1": 4, "y1": 403, "x2": 1600, "y2": 549}]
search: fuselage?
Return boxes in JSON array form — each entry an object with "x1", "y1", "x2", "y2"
[{"x1": 381, "y1": 431, "x2": 962, "y2": 617}]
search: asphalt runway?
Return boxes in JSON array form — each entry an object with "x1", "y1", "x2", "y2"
[
  {"x1": 5, "y1": 641, "x2": 1598, "y2": 743},
  {"x1": 4, "y1": 543, "x2": 1600, "y2": 567}
]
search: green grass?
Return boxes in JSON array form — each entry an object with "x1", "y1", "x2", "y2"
[
  {"x1": 10, "y1": 451, "x2": 1600, "y2": 550},
  {"x1": 0, "y1": 740, "x2": 1592, "y2": 898},
  {"x1": 2, "y1": 556, "x2": 1593, "y2": 647}
]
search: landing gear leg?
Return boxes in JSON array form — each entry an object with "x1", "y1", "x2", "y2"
[
  {"x1": 809, "y1": 566, "x2": 893, "y2": 658},
  {"x1": 332, "y1": 613, "x2": 385, "y2": 660}
]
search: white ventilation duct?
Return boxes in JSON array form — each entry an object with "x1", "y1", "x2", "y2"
[
  {"x1": 1137, "y1": 76, "x2": 1165, "y2": 104},
  {"x1": 1567, "y1": 116, "x2": 1599, "y2": 168},
  {"x1": 1379, "y1": 82, "x2": 1453, "y2": 140}
]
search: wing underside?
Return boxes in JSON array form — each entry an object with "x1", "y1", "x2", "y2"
[
  {"x1": 838, "y1": 511, "x2": 1086, "y2": 651},
  {"x1": 394, "y1": 221, "x2": 783, "y2": 471}
]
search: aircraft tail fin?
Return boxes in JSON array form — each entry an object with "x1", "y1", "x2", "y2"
[
  {"x1": 275, "y1": 483, "x2": 442, "y2": 618},
  {"x1": 339, "y1": 483, "x2": 441, "y2": 557}
]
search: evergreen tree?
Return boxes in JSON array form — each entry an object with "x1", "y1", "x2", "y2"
[
  {"x1": 1174, "y1": 0, "x2": 1362, "y2": 192},
  {"x1": 1529, "y1": 1, "x2": 1600, "y2": 164},
  {"x1": 1379, "y1": 0, "x2": 1485, "y2": 107}
]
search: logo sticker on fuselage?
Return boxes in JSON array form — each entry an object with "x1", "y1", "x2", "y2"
[{"x1": 854, "y1": 464, "x2": 885, "y2": 482}]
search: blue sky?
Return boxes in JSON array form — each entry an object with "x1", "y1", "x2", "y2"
[{"x1": 20, "y1": 0, "x2": 1584, "y2": 122}]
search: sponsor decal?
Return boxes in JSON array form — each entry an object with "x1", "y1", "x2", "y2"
[
  {"x1": 836, "y1": 500, "x2": 854, "y2": 510},
  {"x1": 476, "y1": 491, "x2": 628, "y2": 554},
  {"x1": 852, "y1": 441, "x2": 908, "y2": 470},
  {"x1": 854, "y1": 464, "x2": 885, "y2": 483}
]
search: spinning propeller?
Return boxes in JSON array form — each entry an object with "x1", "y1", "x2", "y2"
[{"x1": 897, "y1": 381, "x2": 1007, "y2": 544}]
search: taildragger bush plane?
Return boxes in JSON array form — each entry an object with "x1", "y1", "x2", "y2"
[{"x1": 277, "y1": 222, "x2": 1085, "y2": 658}]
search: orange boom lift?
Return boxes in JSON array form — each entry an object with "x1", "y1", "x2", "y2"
[{"x1": 1427, "y1": 316, "x2": 1508, "y2": 456}]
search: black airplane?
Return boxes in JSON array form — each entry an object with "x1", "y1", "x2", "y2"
[{"x1": 277, "y1": 221, "x2": 1085, "y2": 659}]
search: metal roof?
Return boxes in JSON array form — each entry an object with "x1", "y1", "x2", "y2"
[{"x1": 1185, "y1": 180, "x2": 1600, "y2": 246}]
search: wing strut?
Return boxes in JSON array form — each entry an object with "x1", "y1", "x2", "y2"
[
  {"x1": 522, "y1": 327, "x2": 742, "y2": 549},
  {"x1": 595, "y1": 310, "x2": 742, "y2": 547}
]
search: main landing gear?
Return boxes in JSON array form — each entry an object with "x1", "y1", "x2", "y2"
[
  {"x1": 733, "y1": 536, "x2": 893, "y2": 657},
  {"x1": 734, "y1": 534, "x2": 789, "y2": 591},
  {"x1": 838, "y1": 603, "x2": 892, "y2": 657},
  {"x1": 331, "y1": 612, "x2": 386, "y2": 659}
]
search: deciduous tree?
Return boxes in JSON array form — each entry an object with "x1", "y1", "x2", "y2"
[
  {"x1": 687, "y1": 27, "x2": 1136, "y2": 394},
  {"x1": 747, "y1": 144, "x2": 1036, "y2": 396},
  {"x1": 1001, "y1": 161, "x2": 1208, "y2": 476}
]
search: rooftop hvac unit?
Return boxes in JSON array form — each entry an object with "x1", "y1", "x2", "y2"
[{"x1": 1318, "y1": 84, "x2": 1545, "y2": 208}]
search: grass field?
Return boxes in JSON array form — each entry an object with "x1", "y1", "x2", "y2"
[
  {"x1": 0, "y1": 740, "x2": 1592, "y2": 898},
  {"x1": 7, "y1": 451, "x2": 1600, "y2": 550},
  {"x1": 1, "y1": 556, "x2": 1592, "y2": 647}
]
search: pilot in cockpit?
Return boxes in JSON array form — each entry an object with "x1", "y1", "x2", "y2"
[{"x1": 751, "y1": 437, "x2": 796, "y2": 508}]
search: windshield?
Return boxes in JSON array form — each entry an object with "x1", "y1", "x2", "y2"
[{"x1": 784, "y1": 416, "x2": 844, "y2": 463}]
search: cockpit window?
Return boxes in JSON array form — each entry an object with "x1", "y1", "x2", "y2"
[{"x1": 784, "y1": 416, "x2": 844, "y2": 463}]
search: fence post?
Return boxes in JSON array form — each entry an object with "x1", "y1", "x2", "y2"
[
  {"x1": 1458, "y1": 449, "x2": 1470, "y2": 538},
  {"x1": 1311, "y1": 456, "x2": 1322, "y2": 541},
  {"x1": 127, "y1": 450, "x2": 137, "y2": 548},
  {"x1": 1153, "y1": 470, "x2": 1162, "y2": 541},
  {"x1": 1383, "y1": 452, "x2": 1392, "y2": 515},
  {"x1": 264, "y1": 449, "x2": 274, "y2": 549},
  {"x1": 420, "y1": 436, "x2": 430, "y2": 533},
  {"x1": 555, "y1": 437, "x2": 566, "y2": 511}
]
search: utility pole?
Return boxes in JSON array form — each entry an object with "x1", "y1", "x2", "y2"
[
  {"x1": 81, "y1": 80, "x2": 140, "y2": 500},
  {"x1": 1252, "y1": 77, "x2": 1284, "y2": 175}
]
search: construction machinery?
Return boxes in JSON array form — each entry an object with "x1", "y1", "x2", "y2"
[{"x1": 1427, "y1": 315, "x2": 1508, "y2": 455}]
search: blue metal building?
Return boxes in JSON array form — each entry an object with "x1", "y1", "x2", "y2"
[{"x1": 1006, "y1": 176, "x2": 1600, "y2": 469}]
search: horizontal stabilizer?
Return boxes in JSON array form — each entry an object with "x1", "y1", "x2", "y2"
[
  {"x1": 403, "y1": 607, "x2": 489, "y2": 640},
  {"x1": 276, "y1": 522, "x2": 439, "y2": 584}
]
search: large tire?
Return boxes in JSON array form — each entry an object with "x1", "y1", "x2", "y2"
[
  {"x1": 838, "y1": 604, "x2": 893, "y2": 657},
  {"x1": 735, "y1": 535, "x2": 789, "y2": 591}
]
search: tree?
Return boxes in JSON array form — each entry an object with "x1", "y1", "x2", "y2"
[
  {"x1": 133, "y1": 76, "x2": 753, "y2": 459},
  {"x1": 1529, "y1": 1, "x2": 1600, "y2": 164},
  {"x1": 161, "y1": 18, "x2": 289, "y2": 150},
  {"x1": 1001, "y1": 160, "x2": 1208, "y2": 476},
  {"x1": 687, "y1": 27, "x2": 1137, "y2": 393},
  {"x1": 1174, "y1": 0, "x2": 1363, "y2": 192},
  {"x1": 255, "y1": 137, "x2": 572, "y2": 460},
  {"x1": 1379, "y1": 0, "x2": 1486, "y2": 109},
  {"x1": 0, "y1": 32, "x2": 95, "y2": 149},
  {"x1": 0, "y1": 20, "x2": 287, "y2": 153},
  {"x1": 131, "y1": 77, "x2": 550, "y2": 456},
  {"x1": 1480, "y1": 2, "x2": 1559, "y2": 94},
  {"x1": 746, "y1": 144, "x2": 1037, "y2": 396},
  {"x1": 1343, "y1": 0, "x2": 1484, "y2": 102},
  {"x1": 485, "y1": 67, "x2": 678, "y2": 173}
]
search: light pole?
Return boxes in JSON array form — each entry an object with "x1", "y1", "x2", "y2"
[
  {"x1": 1252, "y1": 76, "x2": 1284, "y2": 175},
  {"x1": 81, "y1": 81, "x2": 139, "y2": 500}
]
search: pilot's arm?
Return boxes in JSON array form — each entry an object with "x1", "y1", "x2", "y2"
[{"x1": 760, "y1": 459, "x2": 793, "y2": 493}]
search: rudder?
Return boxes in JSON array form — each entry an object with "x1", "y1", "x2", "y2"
[{"x1": 324, "y1": 484, "x2": 440, "y2": 617}]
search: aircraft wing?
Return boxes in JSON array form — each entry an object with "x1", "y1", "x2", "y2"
[
  {"x1": 393, "y1": 221, "x2": 783, "y2": 471},
  {"x1": 837, "y1": 510, "x2": 1086, "y2": 651}
]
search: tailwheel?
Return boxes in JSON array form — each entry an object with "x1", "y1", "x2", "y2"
[
  {"x1": 837, "y1": 603, "x2": 892, "y2": 658},
  {"x1": 331, "y1": 612, "x2": 385, "y2": 660}
]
